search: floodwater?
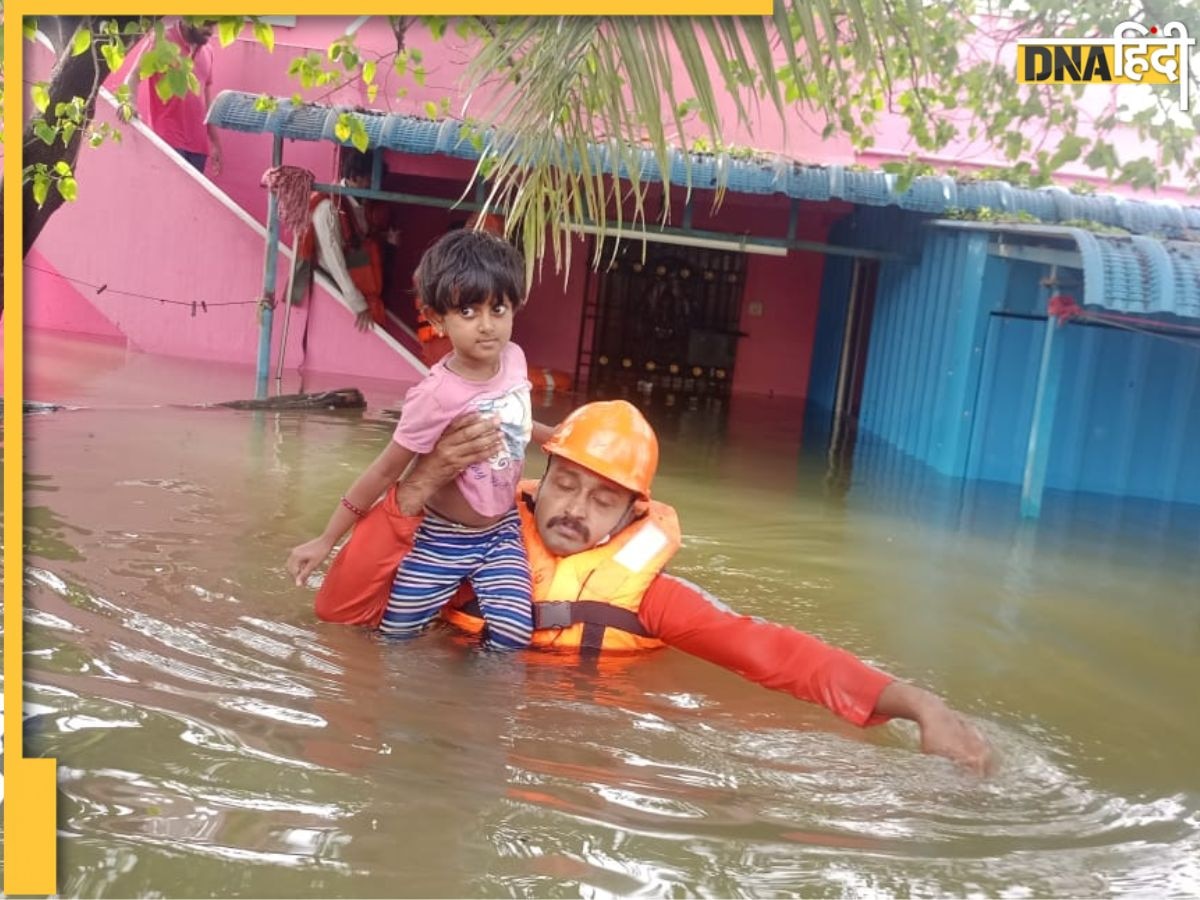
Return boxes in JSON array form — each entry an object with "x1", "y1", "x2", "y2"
[{"x1": 7, "y1": 330, "x2": 1200, "y2": 897}]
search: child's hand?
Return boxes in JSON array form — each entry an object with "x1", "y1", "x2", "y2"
[{"x1": 287, "y1": 536, "x2": 336, "y2": 587}]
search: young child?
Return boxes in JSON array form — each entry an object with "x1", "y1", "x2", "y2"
[{"x1": 287, "y1": 229, "x2": 541, "y2": 649}]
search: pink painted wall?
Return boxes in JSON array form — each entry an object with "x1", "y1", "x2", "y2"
[
  {"x1": 26, "y1": 38, "x2": 424, "y2": 387},
  {"x1": 25, "y1": 250, "x2": 127, "y2": 340},
  {"x1": 514, "y1": 235, "x2": 591, "y2": 380},
  {"x1": 27, "y1": 16, "x2": 1194, "y2": 402},
  {"x1": 105, "y1": 15, "x2": 1195, "y2": 227},
  {"x1": 185, "y1": 17, "x2": 1195, "y2": 201}
]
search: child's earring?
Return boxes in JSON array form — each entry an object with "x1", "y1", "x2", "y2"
[{"x1": 433, "y1": 323, "x2": 445, "y2": 337}]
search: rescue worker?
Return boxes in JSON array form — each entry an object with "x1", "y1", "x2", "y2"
[
  {"x1": 302, "y1": 401, "x2": 993, "y2": 774},
  {"x1": 297, "y1": 149, "x2": 397, "y2": 331}
]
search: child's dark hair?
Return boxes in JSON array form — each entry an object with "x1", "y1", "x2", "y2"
[{"x1": 415, "y1": 229, "x2": 527, "y2": 315}]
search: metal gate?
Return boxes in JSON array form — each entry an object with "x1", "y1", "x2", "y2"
[{"x1": 582, "y1": 238, "x2": 748, "y2": 403}]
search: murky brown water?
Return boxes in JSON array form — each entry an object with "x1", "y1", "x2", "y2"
[{"x1": 8, "y1": 330, "x2": 1200, "y2": 897}]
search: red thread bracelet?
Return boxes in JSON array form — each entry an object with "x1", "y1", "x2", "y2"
[{"x1": 341, "y1": 496, "x2": 368, "y2": 518}]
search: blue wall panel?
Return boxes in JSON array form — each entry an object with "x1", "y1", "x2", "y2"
[
  {"x1": 858, "y1": 228, "x2": 999, "y2": 475},
  {"x1": 806, "y1": 227, "x2": 855, "y2": 414},
  {"x1": 966, "y1": 316, "x2": 1042, "y2": 484},
  {"x1": 838, "y1": 215, "x2": 1200, "y2": 507},
  {"x1": 960, "y1": 317, "x2": 1200, "y2": 505}
]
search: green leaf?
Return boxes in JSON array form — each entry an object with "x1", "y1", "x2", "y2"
[
  {"x1": 34, "y1": 120, "x2": 57, "y2": 145},
  {"x1": 350, "y1": 121, "x2": 369, "y2": 152},
  {"x1": 24, "y1": 18, "x2": 38, "y2": 39},
  {"x1": 424, "y1": 100, "x2": 438, "y2": 119},
  {"x1": 334, "y1": 116, "x2": 352, "y2": 142},
  {"x1": 139, "y1": 47, "x2": 163, "y2": 78},
  {"x1": 413, "y1": 65, "x2": 426, "y2": 87},
  {"x1": 31, "y1": 83, "x2": 50, "y2": 113},
  {"x1": 54, "y1": 160, "x2": 72, "y2": 175},
  {"x1": 57, "y1": 177, "x2": 79, "y2": 202},
  {"x1": 366, "y1": 84, "x2": 379, "y2": 103},
  {"x1": 100, "y1": 40, "x2": 125, "y2": 73},
  {"x1": 218, "y1": 19, "x2": 239, "y2": 47},
  {"x1": 61, "y1": 122, "x2": 78, "y2": 146},
  {"x1": 32, "y1": 173, "x2": 50, "y2": 207},
  {"x1": 254, "y1": 21, "x2": 275, "y2": 53},
  {"x1": 71, "y1": 27, "x2": 92, "y2": 56},
  {"x1": 425, "y1": 16, "x2": 448, "y2": 40},
  {"x1": 363, "y1": 60, "x2": 377, "y2": 85}
]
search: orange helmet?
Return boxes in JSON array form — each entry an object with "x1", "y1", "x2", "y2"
[{"x1": 542, "y1": 400, "x2": 658, "y2": 499}]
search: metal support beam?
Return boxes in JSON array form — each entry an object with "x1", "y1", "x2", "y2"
[
  {"x1": 1020, "y1": 309, "x2": 1065, "y2": 518},
  {"x1": 370, "y1": 148, "x2": 384, "y2": 191},
  {"x1": 311, "y1": 181, "x2": 487, "y2": 213},
  {"x1": 988, "y1": 239, "x2": 1082, "y2": 269},
  {"x1": 308, "y1": 182, "x2": 904, "y2": 261},
  {"x1": 255, "y1": 135, "x2": 284, "y2": 399},
  {"x1": 568, "y1": 222, "x2": 904, "y2": 261}
]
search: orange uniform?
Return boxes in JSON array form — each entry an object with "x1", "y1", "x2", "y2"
[
  {"x1": 313, "y1": 483, "x2": 893, "y2": 727},
  {"x1": 296, "y1": 192, "x2": 387, "y2": 325}
]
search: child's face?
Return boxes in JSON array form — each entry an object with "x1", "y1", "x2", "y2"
[{"x1": 431, "y1": 295, "x2": 515, "y2": 370}]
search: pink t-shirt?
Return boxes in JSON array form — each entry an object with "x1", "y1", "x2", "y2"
[
  {"x1": 392, "y1": 343, "x2": 533, "y2": 518},
  {"x1": 138, "y1": 22, "x2": 214, "y2": 154}
]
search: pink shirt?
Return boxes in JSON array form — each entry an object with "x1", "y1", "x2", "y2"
[
  {"x1": 138, "y1": 22, "x2": 214, "y2": 154},
  {"x1": 393, "y1": 343, "x2": 533, "y2": 518}
]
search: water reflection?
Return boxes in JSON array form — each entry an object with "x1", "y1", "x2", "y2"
[{"x1": 10, "y1": 332, "x2": 1200, "y2": 896}]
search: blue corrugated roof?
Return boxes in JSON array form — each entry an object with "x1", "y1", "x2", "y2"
[
  {"x1": 933, "y1": 221, "x2": 1200, "y2": 321},
  {"x1": 210, "y1": 90, "x2": 1200, "y2": 240}
]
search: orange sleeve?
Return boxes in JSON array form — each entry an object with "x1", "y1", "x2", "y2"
[
  {"x1": 313, "y1": 485, "x2": 420, "y2": 628},
  {"x1": 637, "y1": 573, "x2": 894, "y2": 727}
]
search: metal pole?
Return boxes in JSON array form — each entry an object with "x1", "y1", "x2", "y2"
[
  {"x1": 255, "y1": 135, "x2": 284, "y2": 399},
  {"x1": 274, "y1": 233, "x2": 302, "y2": 387},
  {"x1": 1020, "y1": 266, "x2": 1064, "y2": 519}
]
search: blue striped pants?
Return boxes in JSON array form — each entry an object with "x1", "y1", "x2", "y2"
[{"x1": 379, "y1": 508, "x2": 533, "y2": 650}]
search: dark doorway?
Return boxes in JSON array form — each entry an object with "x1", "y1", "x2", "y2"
[
  {"x1": 583, "y1": 238, "x2": 748, "y2": 403},
  {"x1": 826, "y1": 257, "x2": 880, "y2": 492}
]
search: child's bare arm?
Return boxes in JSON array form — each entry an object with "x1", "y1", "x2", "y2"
[{"x1": 286, "y1": 441, "x2": 415, "y2": 586}]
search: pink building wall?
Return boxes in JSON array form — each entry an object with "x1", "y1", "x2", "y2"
[
  {"x1": 111, "y1": 15, "x2": 1194, "y2": 227},
  {"x1": 26, "y1": 37, "x2": 425, "y2": 387},
  {"x1": 25, "y1": 16, "x2": 1195, "y2": 405}
]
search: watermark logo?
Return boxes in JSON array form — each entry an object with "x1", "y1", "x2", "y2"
[{"x1": 1017, "y1": 21, "x2": 1195, "y2": 110}]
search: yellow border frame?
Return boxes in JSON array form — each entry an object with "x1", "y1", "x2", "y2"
[
  {"x1": 2, "y1": 2, "x2": 769, "y2": 894},
  {"x1": 5, "y1": 10, "x2": 59, "y2": 893}
]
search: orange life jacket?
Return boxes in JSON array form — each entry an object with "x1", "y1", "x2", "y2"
[
  {"x1": 443, "y1": 481, "x2": 681, "y2": 652},
  {"x1": 295, "y1": 192, "x2": 386, "y2": 325}
]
